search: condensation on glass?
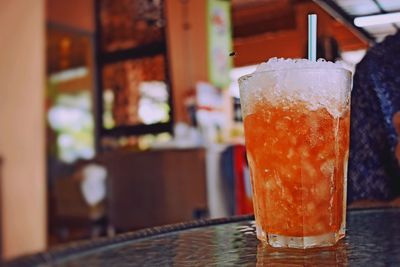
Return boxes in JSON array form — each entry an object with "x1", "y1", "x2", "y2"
[{"x1": 239, "y1": 67, "x2": 352, "y2": 248}]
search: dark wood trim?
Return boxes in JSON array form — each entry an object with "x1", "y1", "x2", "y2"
[
  {"x1": 162, "y1": 0, "x2": 175, "y2": 137},
  {"x1": 101, "y1": 122, "x2": 173, "y2": 137},
  {"x1": 94, "y1": 0, "x2": 103, "y2": 153},
  {"x1": 100, "y1": 42, "x2": 167, "y2": 64}
]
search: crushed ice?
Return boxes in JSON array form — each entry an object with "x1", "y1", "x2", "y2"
[
  {"x1": 239, "y1": 58, "x2": 352, "y2": 118},
  {"x1": 255, "y1": 58, "x2": 348, "y2": 72}
]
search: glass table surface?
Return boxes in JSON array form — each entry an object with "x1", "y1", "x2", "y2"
[{"x1": 6, "y1": 208, "x2": 400, "y2": 266}]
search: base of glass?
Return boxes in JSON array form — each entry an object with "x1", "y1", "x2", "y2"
[{"x1": 256, "y1": 227, "x2": 345, "y2": 249}]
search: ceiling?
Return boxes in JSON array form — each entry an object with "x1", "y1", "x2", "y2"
[
  {"x1": 232, "y1": 0, "x2": 297, "y2": 38},
  {"x1": 314, "y1": 0, "x2": 400, "y2": 43},
  {"x1": 232, "y1": 0, "x2": 400, "y2": 44}
]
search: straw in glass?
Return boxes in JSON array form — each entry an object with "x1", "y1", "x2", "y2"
[{"x1": 308, "y1": 14, "x2": 317, "y2": 61}]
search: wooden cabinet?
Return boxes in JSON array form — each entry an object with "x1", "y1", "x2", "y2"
[{"x1": 100, "y1": 148, "x2": 208, "y2": 231}]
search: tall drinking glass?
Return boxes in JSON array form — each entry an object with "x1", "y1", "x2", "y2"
[{"x1": 239, "y1": 59, "x2": 352, "y2": 249}]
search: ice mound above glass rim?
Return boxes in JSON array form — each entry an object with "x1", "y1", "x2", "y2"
[{"x1": 239, "y1": 58, "x2": 352, "y2": 118}]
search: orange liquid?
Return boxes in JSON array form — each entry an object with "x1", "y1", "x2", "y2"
[{"x1": 244, "y1": 102, "x2": 350, "y2": 237}]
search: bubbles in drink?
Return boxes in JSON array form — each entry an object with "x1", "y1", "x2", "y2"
[
  {"x1": 240, "y1": 58, "x2": 351, "y2": 248},
  {"x1": 244, "y1": 101, "x2": 350, "y2": 238},
  {"x1": 320, "y1": 159, "x2": 335, "y2": 178}
]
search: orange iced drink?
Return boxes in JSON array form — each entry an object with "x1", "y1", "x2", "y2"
[{"x1": 239, "y1": 58, "x2": 352, "y2": 248}]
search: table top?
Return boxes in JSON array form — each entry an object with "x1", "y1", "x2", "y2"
[{"x1": 7, "y1": 208, "x2": 400, "y2": 266}]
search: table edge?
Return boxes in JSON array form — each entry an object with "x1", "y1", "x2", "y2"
[
  {"x1": 5, "y1": 207, "x2": 400, "y2": 267},
  {"x1": 4, "y1": 215, "x2": 254, "y2": 267}
]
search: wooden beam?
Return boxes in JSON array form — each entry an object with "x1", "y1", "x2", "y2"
[{"x1": 165, "y1": 0, "x2": 208, "y2": 123}]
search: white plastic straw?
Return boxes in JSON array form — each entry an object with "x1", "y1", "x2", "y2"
[{"x1": 308, "y1": 14, "x2": 317, "y2": 61}]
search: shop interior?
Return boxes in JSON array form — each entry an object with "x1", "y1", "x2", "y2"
[{"x1": 1, "y1": 0, "x2": 399, "y2": 260}]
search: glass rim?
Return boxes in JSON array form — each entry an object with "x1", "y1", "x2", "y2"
[{"x1": 238, "y1": 67, "x2": 352, "y2": 83}]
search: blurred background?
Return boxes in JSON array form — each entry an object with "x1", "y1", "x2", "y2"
[{"x1": 0, "y1": 0, "x2": 398, "y2": 261}]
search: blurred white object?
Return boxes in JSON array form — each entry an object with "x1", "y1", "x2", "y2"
[
  {"x1": 196, "y1": 82, "x2": 223, "y2": 108},
  {"x1": 354, "y1": 12, "x2": 400, "y2": 27},
  {"x1": 151, "y1": 122, "x2": 203, "y2": 149},
  {"x1": 205, "y1": 143, "x2": 229, "y2": 218},
  {"x1": 80, "y1": 164, "x2": 107, "y2": 206},
  {"x1": 174, "y1": 123, "x2": 203, "y2": 147}
]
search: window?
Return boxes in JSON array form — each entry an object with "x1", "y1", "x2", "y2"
[{"x1": 95, "y1": 0, "x2": 172, "y2": 143}]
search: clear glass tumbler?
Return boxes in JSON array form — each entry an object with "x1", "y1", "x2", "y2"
[{"x1": 239, "y1": 67, "x2": 352, "y2": 248}]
